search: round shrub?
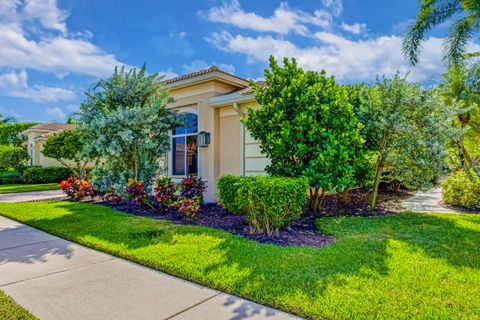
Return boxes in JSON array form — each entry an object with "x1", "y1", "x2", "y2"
[
  {"x1": 441, "y1": 171, "x2": 480, "y2": 208},
  {"x1": 217, "y1": 175, "x2": 308, "y2": 235},
  {"x1": 0, "y1": 170, "x2": 24, "y2": 184},
  {"x1": 23, "y1": 166, "x2": 73, "y2": 184}
]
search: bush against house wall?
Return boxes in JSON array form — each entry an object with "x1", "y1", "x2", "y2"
[
  {"x1": 243, "y1": 57, "x2": 369, "y2": 211},
  {"x1": 23, "y1": 166, "x2": 72, "y2": 183},
  {"x1": 217, "y1": 175, "x2": 308, "y2": 235},
  {"x1": 78, "y1": 65, "x2": 183, "y2": 193}
]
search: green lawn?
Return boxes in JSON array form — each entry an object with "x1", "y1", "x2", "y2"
[
  {"x1": 0, "y1": 201, "x2": 479, "y2": 319},
  {"x1": 0, "y1": 183, "x2": 60, "y2": 194},
  {"x1": 0, "y1": 290, "x2": 37, "y2": 320}
]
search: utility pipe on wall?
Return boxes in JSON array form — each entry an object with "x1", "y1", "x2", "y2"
[{"x1": 233, "y1": 102, "x2": 246, "y2": 176}]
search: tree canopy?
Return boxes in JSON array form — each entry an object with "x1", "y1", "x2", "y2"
[
  {"x1": 42, "y1": 129, "x2": 87, "y2": 178},
  {"x1": 79, "y1": 64, "x2": 182, "y2": 192},
  {"x1": 358, "y1": 75, "x2": 453, "y2": 208},
  {"x1": 243, "y1": 56, "x2": 369, "y2": 210}
]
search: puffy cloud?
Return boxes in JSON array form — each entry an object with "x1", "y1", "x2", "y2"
[
  {"x1": 0, "y1": 69, "x2": 76, "y2": 102},
  {"x1": 322, "y1": 0, "x2": 343, "y2": 17},
  {"x1": 207, "y1": 31, "x2": 480, "y2": 83},
  {"x1": 200, "y1": 1, "x2": 332, "y2": 36},
  {"x1": 45, "y1": 106, "x2": 66, "y2": 121},
  {"x1": 340, "y1": 22, "x2": 367, "y2": 35},
  {"x1": 182, "y1": 59, "x2": 235, "y2": 74},
  {"x1": 0, "y1": 0, "x2": 126, "y2": 78}
]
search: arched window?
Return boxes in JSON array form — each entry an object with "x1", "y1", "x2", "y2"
[{"x1": 172, "y1": 113, "x2": 198, "y2": 176}]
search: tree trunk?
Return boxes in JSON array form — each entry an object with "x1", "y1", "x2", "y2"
[
  {"x1": 370, "y1": 156, "x2": 384, "y2": 210},
  {"x1": 308, "y1": 188, "x2": 319, "y2": 210},
  {"x1": 457, "y1": 140, "x2": 476, "y2": 182},
  {"x1": 312, "y1": 189, "x2": 326, "y2": 211}
]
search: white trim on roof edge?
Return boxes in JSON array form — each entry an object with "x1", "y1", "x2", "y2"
[{"x1": 209, "y1": 92, "x2": 255, "y2": 108}]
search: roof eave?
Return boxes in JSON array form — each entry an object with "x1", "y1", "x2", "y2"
[
  {"x1": 163, "y1": 72, "x2": 249, "y2": 91},
  {"x1": 209, "y1": 92, "x2": 256, "y2": 108}
]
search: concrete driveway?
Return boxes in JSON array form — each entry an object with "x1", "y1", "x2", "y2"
[
  {"x1": 0, "y1": 215, "x2": 300, "y2": 320},
  {"x1": 0, "y1": 190, "x2": 66, "y2": 203}
]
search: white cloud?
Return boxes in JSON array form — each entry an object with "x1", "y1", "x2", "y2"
[
  {"x1": 340, "y1": 22, "x2": 367, "y2": 35},
  {"x1": 46, "y1": 106, "x2": 66, "y2": 121},
  {"x1": 0, "y1": 69, "x2": 76, "y2": 102},
  {"x1": 159, "y1": 70, "x2": 178, "y2": 80},
  {"x1": 0, "y1": 0, "x2": 126, "y2": 78},
  {"x1": 322, "y1": 0, "x2": 343, "y2": 17},
  {"x1": 200, "y1": 1, "x2": 332, "y2": 36},
  {"x1": 182, "y1": 59, "x2": 235, "y2": 74},
  {"x1": 206, "y1": 31, "x2": 480, "y2": 83}
]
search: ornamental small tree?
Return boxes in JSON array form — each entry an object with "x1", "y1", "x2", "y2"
[
  {"x1": 42, "y1": 129, "x2": 88, "y2": 178},
  {"x1": 78, "y1": 64, "x2": 182, "y2": 192},
  {"x1": 0, "y1": 146, "x2": 29, "y2": 171},
  {"x1": 243, "y1": 56, "x2": 368, "y2": 210},
  {"x1": 359, "y1": 75, "x2": 453, "y2": 209}
]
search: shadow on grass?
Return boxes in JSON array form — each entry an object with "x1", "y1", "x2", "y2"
[{"x1": 2, "y1": 201, "x2": 479, "y2": 318}]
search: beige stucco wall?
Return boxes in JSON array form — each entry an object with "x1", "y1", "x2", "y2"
[
  {"x1": 25, "y1": 130, "x2": 78, "y2": 168},
  {"x1": 166, "y1": 80, "x2": 243, "y2": 203},
  {"x1": 219, "y1": 110, "x2": 241, "y2": 176}
]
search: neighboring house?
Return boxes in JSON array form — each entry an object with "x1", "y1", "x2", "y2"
[
  {"x1": 24, "y1": 123, "x2": 76, "y2": 167},
  {"x1": 26, "y1": 67, "x2": 268, "y2": 202}
]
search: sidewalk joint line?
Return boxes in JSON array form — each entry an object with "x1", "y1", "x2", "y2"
[{"x1": 163, "y1": 292, "x2": 222, "y2": 320}]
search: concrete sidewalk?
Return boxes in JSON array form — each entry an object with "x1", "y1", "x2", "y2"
[
  {"x1": 0, "y1": 190, "x2": 66, "y2": 203},
  {"x1": 0, "y1": 216, "x2": 300, "y2": 320},
  {"x1": 401, "y1": 188, "x2": 461, "y2": 213}
]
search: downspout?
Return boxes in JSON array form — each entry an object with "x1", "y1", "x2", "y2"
[{"x1": 233, "y1": 102, "x2": 245, "y2": 176}]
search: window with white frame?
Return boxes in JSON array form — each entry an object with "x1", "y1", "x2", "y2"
[{"x1": 171, "y1": 113, "x2": 198, "y2": 176}]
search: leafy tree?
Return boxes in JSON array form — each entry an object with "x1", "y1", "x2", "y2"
[
  {"x1": 0, "y1": 122, "x2": 38, "y2": 147},
  {"x1": 243, "y1": 57, "x2": 368, "y2": 210},
  {"x1": 79, "y1": 64, "x2": 182, "y2": 192},
  {"x1": 0, "y1": 113, "x2": 14, "y2": 124},
  {"x1": 359, "y1": 75, "x2": 453, "y2": 209},
  {"x1": 42, "y1": 129, "x2": 88, "y2": 178},
  {"x1": 0, "y1": 146, "x2": 29, "y2": 171},
  {"x1": 440, "y1": 53, "x2": 480, "y2": 180},
  {"x1": 403, "y1": 0, "x2": 480, "y2": 65}
]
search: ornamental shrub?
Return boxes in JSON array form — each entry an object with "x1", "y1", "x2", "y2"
[
  {"x1": 217, "y1": 175, "x2": 243, "y2": 213},
  {"x1": 218, "y1": 175, "x2": 308, "y2": 235},
  {"x1": 179, "y1": 176, "x2": 207, "y2": 202},
  {"x1": 23, "y1": 166, "x2": 73, "y2": 183},
  {"x1": 441, "y1": 171, "x2": 480, "y2": 208},
  {"x1": 0, "y1": 170, "x2": 24, "y2": 184},
  {"x1": 153, "y1": 177, "x2": 178, "y2": 211},
  {"x1": 125, "y1": 178, "x2": 153, "y2": 208},
  {"x1": 176, "y1": 197, "x2": 201, "y2": 219},
  {"x1": 60, "y1": 177, "x2": 95, "y2": 200}
]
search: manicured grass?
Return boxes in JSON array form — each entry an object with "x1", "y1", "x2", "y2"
[
  {"x1": 0, "y1": 290, "x2": 37, "y2": 319},
  {"x1": 0, "y1": 201, "x2": 479, "y2": 319},
  {"x1": 0, "y1": 183, "x2": 60, "y2": 194}
]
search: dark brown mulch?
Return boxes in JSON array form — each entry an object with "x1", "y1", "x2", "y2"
[
  {"x1": 90, "y1": 188, "x2": 409, "y2": 248},
  {"x1": 317, "y1": 188, "x2": 413, "y2": 216},
  {"x1": 97, "y1": 201, "x2": 335, "y2": 247}
]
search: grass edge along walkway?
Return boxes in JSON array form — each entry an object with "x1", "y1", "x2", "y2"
[
  {"x1": 0, "y1": 183, "x2": 60, "y2": 194},
  {"x1": 0, "y1": 290, "x2": 38, "y2": 320},
  {"x1": 0, "y1": 201, "x2": 479, "y2": 319}
]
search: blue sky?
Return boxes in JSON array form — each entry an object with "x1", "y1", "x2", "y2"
[{"x1": 0, "y1": 0, "x2": 478, "y2": 122}]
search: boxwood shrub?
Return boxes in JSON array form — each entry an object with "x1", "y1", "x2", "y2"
[
  {"x1": 0, "y1": 170, "x2": 24, "y2": 184},
  {"x1": 23, "y1": 166, "x2": 73, "y2": 184},
  {"x1": 441, "y1": 171, "x2": 480, "y2": 208},
  {"x1": 217, "y1": 175, "x2": 308, "y2": 235}
]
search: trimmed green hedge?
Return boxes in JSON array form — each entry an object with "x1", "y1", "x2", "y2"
[
  {"x1": 217, "y1": 175, "x2": 308, "y2": 235},
  {"x1": 23, "y1": 166, "x2": 73, "y2": 184},
  {"x1": 441, "y1": 171, "x2": 480, "y2": 208},
  {"x1": 0, "y1": 171, "x2": 24, "y2": 184}
]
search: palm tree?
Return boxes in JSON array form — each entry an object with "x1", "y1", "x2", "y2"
[
  {"x1": 0, "y1": 113, "x2": 14, "y2": 124},
  {"x1": 403, "y1": 0, "x2": 480, "y2": 65}
]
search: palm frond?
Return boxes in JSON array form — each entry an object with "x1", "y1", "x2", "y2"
[
  {"x1": 403, "y1": 0, "x2": 463, "y2": 65},
  {"x1": 444, "y1": 16, "x2": 475, "y2": 63}
]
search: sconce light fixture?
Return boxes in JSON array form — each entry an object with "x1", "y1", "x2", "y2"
[{"x1": 198, "y1": 131, "x2": 211, "y2": 147}]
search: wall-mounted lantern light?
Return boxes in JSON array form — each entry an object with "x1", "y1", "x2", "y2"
[{"x1": 198, "y1": 131, "x2": 211, "y2": 147}]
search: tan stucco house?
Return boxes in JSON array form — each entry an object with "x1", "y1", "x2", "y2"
[
  {"x1": 24, "y1": 123, "x2": 77, "y2": 167},
  {"x1": 26, "y1": 67, "x2": 269, "y2": 202}
]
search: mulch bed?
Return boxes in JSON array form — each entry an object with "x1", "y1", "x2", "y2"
[{"x1": 91, "y1": 188, "x2": 411, "y2": 248}]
